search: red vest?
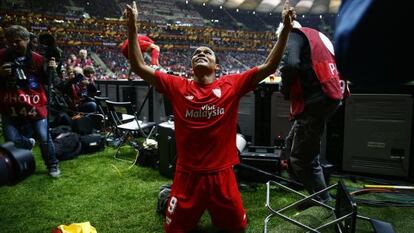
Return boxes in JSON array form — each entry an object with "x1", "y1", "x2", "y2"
[
  {"x1": 0, "y1": 49, "x2": 48, "y2": 119},
  {"x1": 289, "y1": 28, "x2": 348, "y2": 117}
]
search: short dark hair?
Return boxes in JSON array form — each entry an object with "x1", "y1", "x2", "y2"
[{"x1": 83, "y1": 66, "x2": 95, "y2": 75}]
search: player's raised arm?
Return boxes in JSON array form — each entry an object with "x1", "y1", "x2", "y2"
[
  {"x1": 253, "y1": 0, "x2": 295, "y2": 85},
  {"x1": 125, "y1": 1, "x2": 157, "y2": 86}
]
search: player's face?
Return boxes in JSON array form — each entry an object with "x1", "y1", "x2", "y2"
[{"x1": 191, "y1": 46, "x2": 216, "y2": 71}]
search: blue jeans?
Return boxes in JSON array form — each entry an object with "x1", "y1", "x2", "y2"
[
  {"x1": 78, "y1": 100, "x2": 97, "y2": 113},
  {"x1": 2, "y1": 115, "x2": 59, "y2": 169}
]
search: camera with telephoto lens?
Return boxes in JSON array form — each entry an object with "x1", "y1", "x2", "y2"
[
  {"x1": 0, "y1": 142, "x2": 35, "y2": 187},
  {"x1": 11, "y1": 58, "x2": 26, "y2": 81}
]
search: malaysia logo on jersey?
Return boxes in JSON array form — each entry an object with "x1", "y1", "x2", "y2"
[
  {"x1": 212, "y1": 88, "x2": 221, "y2": 98},
  {"x1": 185, "y1": 104, "x2": 225, "y2": 119}
]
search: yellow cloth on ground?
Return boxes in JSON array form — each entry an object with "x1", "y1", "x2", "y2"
[{"x1": 57, "y1": 222, "x2": 97, "y2": 233}]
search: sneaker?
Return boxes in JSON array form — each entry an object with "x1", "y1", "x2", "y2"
[
  {"x1": 28, "y1": 138, "x2": 36, "y2": 151},
  {"x1": 48, "y1": 166, "x2": 61, "y2": 178},
  {"x1": 156, "y1": 184, "x2": 172, "y2": 215}
]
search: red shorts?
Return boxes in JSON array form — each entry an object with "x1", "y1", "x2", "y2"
[{"x1": 164, "y1": 168, "x2": 247, "y2": 233}]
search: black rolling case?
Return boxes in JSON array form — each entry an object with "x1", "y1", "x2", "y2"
[{"x1": 157, "y1": 121, "x2": 176, "y2": 178}]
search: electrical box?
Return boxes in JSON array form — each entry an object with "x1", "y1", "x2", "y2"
[{"x1": 342, "y1": 94, "x2": 413, "y2": 177}]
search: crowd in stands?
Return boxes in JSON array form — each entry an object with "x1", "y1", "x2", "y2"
[{"x1": 0, "y1": 0, "x2": 335, "y2": 79}]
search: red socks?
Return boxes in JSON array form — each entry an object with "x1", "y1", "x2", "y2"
[{"x1": 151, "y1": 49, "x2": 160, "y2": 66}]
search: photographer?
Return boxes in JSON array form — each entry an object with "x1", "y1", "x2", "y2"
[
  {"x1": 0, "y1": 25, "x2": 60, "y2": 178},
  {"x1": 64, "y1": 66, "x2": 98, "y2": 113}
]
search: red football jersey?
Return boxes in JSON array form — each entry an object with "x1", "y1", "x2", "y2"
[{"x1": 155, "y1": 67, "x2": 258, "y2": 172}]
